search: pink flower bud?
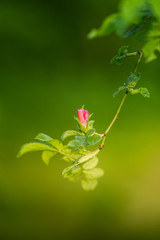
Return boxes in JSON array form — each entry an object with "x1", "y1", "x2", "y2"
[{"x1": 77, "y1": 109, "x2": 89, "y2": 127}]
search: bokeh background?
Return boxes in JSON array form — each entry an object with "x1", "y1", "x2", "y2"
[{"x1": 0, "y1": 0, "x2": 160, "y2": 239}]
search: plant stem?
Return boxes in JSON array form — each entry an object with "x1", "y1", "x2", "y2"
[
  {"x1": 133, "y1": 50, "x2": 143, "y2": 74},
  {"x1": 126, "y1": 52, "x2": 138, "y2": 57},
  {"x1": 99, "y1": 93, "x2": 127, "y2": 149},
  {"x1": 99, "y1": 50, "x2": 143, "y2": 150}
]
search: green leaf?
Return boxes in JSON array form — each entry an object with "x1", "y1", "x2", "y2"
[
  {"x1": 78, "y1": 149, "x2": 100, "y2": 164},
  {"x1": 68, "y1": 137, "x2": 85, "y2": 149},
  {"x1": 66, "y1": 167, "x2": 82, "y2": 182},
  {"x1": 123, "y1": 22, "x2": 145, "y2": 38},
  {"x1": 113, "y1": 72, "x2": 141, "y2": 97},
  {"x1": 138, "y1": 88, "x2": 150, "y2": 97},
  {"x1": 81, "y1": 178, "x2": 98, "y2": 191},
  {"x1": 129, "y1": 87, "x2": 150, "y2": 97},
  {"x1": 17, "y1": 142, "x2": 56, "y2": 158},
  {"x1": 120, "y1": 0, "x2": 146, "y2": 24},
  {"x1": 87, "y1": 134, "x2": 102, "y2": 146},
  {"x1": 110, "y1": 46, "x2": 128, "y2": 65},
  {"x1": 83, "y1": 157, "x2": 98, "y2": 170},
  {"x1": 83, "y1": 168, "x2": 104, "y2": 179},
  {"x1": 87, "y1": 29, "x2": 99, "y2": 39},
  {"x1": 61, "y1": 130, "x2": 81, "y2": 141},
  {"x1": 152, "y1": 0, "x2": 160, "y2": 20},
  {"x1": 35, "y1": 133, "x2": 53, "y2": 142},
  {"x1": 62, "y1": 165, "x2": 74, "y2": 176},
  {"x1": 143, "y1": 38, "x2": 160, "y2": 63},
  {"x1": 62, "y1": 165, "x2": 82, "y2": 182},
  {"x1": 41, "y1": 151, "x2": 57, "y2": 165},
  {"x1": 86, "y1": 128, "x2": 95, "y2": 137},
  {"x1": 62, "y1": 156, "x2": 74, "y2": 162},
  {"x1": 87, "y1": 113, "x2": 94, "y2": 121},
  {"x1": 49, "y1": 139, "x2": 63, "y2": 151},
  {"x1": 125, "y1": 72, "x2": 141, "y2": 88},
  {"x1": 87, "y1": 14, "x2": 119, "y2": 39}
]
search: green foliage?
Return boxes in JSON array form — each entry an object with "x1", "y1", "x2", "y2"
[
  {"x1": 88, "y1": 0, "x2": 160, "y2": 63},
  {"x1": 17, "y1": 142, "x2": 56, "y2": 158},
  {"x1": 87, "y1": 14, "x2": 121, "y2": 39},
  {"x1": 35, "y1": 133, "x2": 53, "y2": 142},
  {"x1": 110, "y1": 46, "x2": 128, "y2": 65},
  {"x1": 42, "y1": 151, "x2": 57, "y2": 165},
  {"x1": 129, "y1": 87, "x2": 150, "y2": 97},
  {"x1": 113, "y1": 72, "x2": 141, "y2": 97},
  {"x1": 83, "y1": 157, "x2": 98, "y2": 169},
  {"x1": 61, "y1": 130, "x2": 81, "y2": 141},
  {"x1": 87, "y1": 134, "x2": 102, "y2": 146},
  {"x1": 18, "y1": 111, "x2": 104, "y2": 191},
  {"x1": 81, "y1": 178, "x2": 98, "y2": 191}
]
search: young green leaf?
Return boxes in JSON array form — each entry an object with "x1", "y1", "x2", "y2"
[
  {"x1": 86, "y1": 128, "x2": 95, "y2": 137},
  {"x1": 110, "y1": 46, "x2": 128, "y2": 65},
  {"x1": 87, "y1": 14, "x2": 120, "y2": 39},
  {"x1": 49, "y1": 139, "x2": 63, "y2": 151},
  {"x1": 129, "y1": 87, "x2": 150, "y2": 97},
  {"x1": 17, "y1": 142, "x2": 56, "y2": 158},
  {"x1": 64, "y1": 167, "x2": 82, "y2": 182},
  {"x1": 138, "y1": 88, "x2": 150, "y2": 97},
  {"x1": 83, "y1": 168, "x2": 104, "y2": 179},
  {"x1": 61, "y1": 130, "x2": 81, "y2": 141},
  {"x1": 143, "y1": 38, "x2": 160, "y2": 63},
  {"x1": 113, "y1": 72, "x2": 141, "y2": 97},
  {"x1": 62, "y1": 165, "x2": 74, "y2": 176},
  {"x1": 41, "y1": 151, "x2": 57, "y2": 165},
  {"x1": 35, "y1": 133, "x2": 53, "y2": 142},
  {"x1": 78, "y1": 149, "x2": 100, "y2": 164},
  {"x1": 87, "y1": 134, "x2": 102, "y2": 146},
  {"x1": 83, "y1": 157, "x2": 98, "y2": 170},
  {"x1": 81, "y1": 178, "x2": 98, "y2": 191}
]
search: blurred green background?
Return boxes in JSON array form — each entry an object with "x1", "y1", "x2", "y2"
[{"x1": 0, "y1": 0, "x2": 160, "y2": 239}]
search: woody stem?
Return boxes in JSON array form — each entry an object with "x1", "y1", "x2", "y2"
[{"x1": 99, "y1": 50, "x2": 143, "y2": 150}]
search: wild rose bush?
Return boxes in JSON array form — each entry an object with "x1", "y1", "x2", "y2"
[
  {"x1": 18, "y1": 107, "x2": 104, "y2": 191},
  {"x1": 18, "y1": 0, "x2": 159, "y2": 190}
]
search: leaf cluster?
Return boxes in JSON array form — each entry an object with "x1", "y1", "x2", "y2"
[
  {"x1": 88, "y1": 0, "x2": 160, "y2": 62},
  {"x1": 18, "y1": 113, "x2": 104, "y2": 191},
  {"x1": 113, "y1": 71, "x2": 150, "y2": 98}
]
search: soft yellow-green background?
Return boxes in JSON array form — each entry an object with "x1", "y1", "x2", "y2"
[{"x1": 0, "y1": 0, "x2": 160, "y2": 239}]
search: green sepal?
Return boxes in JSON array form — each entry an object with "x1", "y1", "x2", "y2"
[{"x1": 87, "y1": 120, "x2": 95, "y2": 129}]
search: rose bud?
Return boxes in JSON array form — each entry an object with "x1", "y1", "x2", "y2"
[{"x1": 77, "y1": 109, "x2": 89, "y2": 127}]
